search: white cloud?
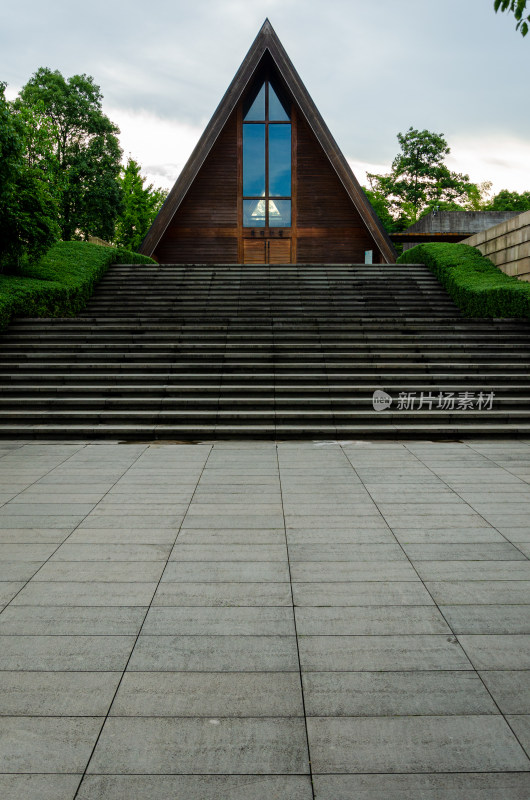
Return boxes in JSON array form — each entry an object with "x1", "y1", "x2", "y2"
[
  {"x1": 105, "y1": 106, "x2": 202, "y2": 190},
  {"x1": 447, "y1": 135, "x2": 530, "y2": 194}
]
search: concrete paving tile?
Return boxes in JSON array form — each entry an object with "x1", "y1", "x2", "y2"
[
  {"x1": 0, "y1": 515, "x2": 82, "y2": 529},
  {"x1": 193, "y1": 493, "x2": 281, "y2": 503},
  {"x1": 306, "y1": 715, "x2": 530, "y2": 773},
  {"x1": 479, "y1": 671, "x2": 530, "y2": 714},
  {"x1": 11, "y1": 493, "x2": 105, "y2": 504},
  {"x1": 402, "y1": 543, "x2": 526, "y2": 561},
  {"x1": 177, "y1": 529, "x2": 285, "y2": 544},
  {"x1": 153, "y1": 581, "x2": 292, "y2": 606},
  {"x1": 88, "y1": 717, "x2": 309, "y2": 774},
  {"x1": 105, "y1": 492, "x2": 194, "y2": 503},
  {"x1": 77, "y1": 775, "x2": 313, "y2": 800},
  {"x1": 0, "y1": 606, "x2": 146, "y2": 635},
  {"x1": 416, "y1": 561, "x2": 530, "y2": 581},
  {"x1": 282, "y1": 504, "x2": 378, "y2": 515},
  {"x1": 0, "y1": 503, "x2": 95, "y2": 516},
  {"x1": 295, "y1": 606, "x2": 449, "y2": 635},
  {"x1": 32, "y1": 561, "x2": 165, "y2": 582},
  {"x1": 0, "y1": 529, "x2": 71, "y2": 544},
  {"x1": 392, "y1": 527, "x2": 505, "y2": 544},
  {"x1": 312, "y1": 773, "x2": 530, "y2": 799},
  {"x1": 0, "y1": 582, "x2": 24, "y2": 606},
  {"x1": 141, "y1": 606, "x2": 295, "y2": 635},
  {"x1": 303, "y1": 670, "x2": 497, "y2": 716},
  {"x1": 198, "y1": 475, "x2": 279, "y2": 485},
  {"x1": 111, "y1": 671, "x2": 303, "y2": 716},
  {"x1": 367, "y1": 491, "x2": 457, "y2": 503},
  {"x1": 65, "y1": 528, "x2": 177, "y2": 544},
  {"x1": 28, "y1": 483, "x2": 113, "y2": 494},
  {"x1": 0, "y1": 562, "x2": 42, "y2": 581},
  {"x1": 0, "y1": 634, "x2": 135, "y2": 670},
  {"x1": 162, "y1": 561, "x2": 290, "y2": 582},
  {"x1": 128, "y1": 635, "x2": 299, "y2": 671},
  {"x1": 0, "y1": 774, "x2": 81, "y2": 800},
  {"x1": 286, "y1": 529, "x2": 394, "y2": 544},
  {"x1": 298, "y1": 634, "x2": 472, "y2": 671},
  {"x1": 10, "y1": 580, "x2": 157, "y2": 606},
  {"x1": 291, "y1": 561, "x2": 418, "y2": 582},
  {"x1": 507, "y1": 715, "x2": 530, "y2": 757},
  {"x1": 482, "y1": 515, "x2": 530, "y2": 529},
  {"x1": 183, "y1": 515, "x2": 285, "y2": 529},
  {"x1": 288, "y1": 544, "x2": 406, "y2": 562},
  {"x1": 0, "y1": 671, "x2": 121, "y2": 715},
  {"x1": 50, "y1": 543, "x2": 171, "y2": 561},
  {"x1": 441, "y1": 605, "x2": 530, "y2": 634},
  {"x1": 427, "y1": 581, "x2": 530, "y2": 605},
  {"x1": 169, "y1": 544, "x2": 287, "y2": 561},
  {"x1": 286, "y1": 516, "x2": 385, "y2": 530},
  {"x1": 457, "y1": 635, "x2": 530, "y2": 670},
  {"x1": 381, "y1": 514, "x2": 487, "y2": 529},
  {"x1": 78, "y1": 514, "x2": 183, "y2": 529},
  {"x1": 377, "y1": 502, "x2": 475, "y2": 516},
  {"x1": 292, "y1": 581, "x2": 433, "y2": 606},
  {"x1": 90, "y1": 503, "x2": 189, "y2": 515},
  {"x1": 0, "y1": 544, "x2": 62, "y2": 561},
  {"x1": 0, "y1": 716, "x2": 102, "y2": 772},
  {"x1": 188, "y1": 503, "x2": 283, "y2": 514},
  {"x1": 495, "y1": 525, "x2": 530, "y2": 538}
]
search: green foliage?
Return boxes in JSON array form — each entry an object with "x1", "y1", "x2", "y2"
[
  {"x1": 398, "y1": 242, "x2": 530, "y2": 319},
  {"x1": 15, "y1": 69, "x2": 123, "y2": 241},
  {"x1": 0, "y1": 82, "x2": 59, "y2": 270},
  {"x1": 0, "y1": 241, "x2": 156, "y2": 331},
  {"x1": 368, "y1": 128, "x2": 472, "y2": 223},
  {"x1": 487, "y1": 189, "x2": 530, "y2": 212},
  {"x1": 494, "y1": 0, "x2": 529, "y2": 36},
  {"x1": 114, "y1": 158, "x2": 168, "y2": 251},
  {"x1": 465, "y1": 181, "x2": 493, "y2": 211}
]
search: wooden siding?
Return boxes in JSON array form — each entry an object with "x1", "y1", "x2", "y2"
[
  {"x1": 295, "y1": 113, "x2": 377, "y2": 262},
  {"x1": 153, "y1": 111, "x2": 238, "y2": 263}
]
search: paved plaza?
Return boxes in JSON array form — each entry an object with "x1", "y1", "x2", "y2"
[{"x1": 0, "y1": 437, "x2": 529, "y2": 799}]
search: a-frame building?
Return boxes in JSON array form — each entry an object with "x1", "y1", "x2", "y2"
[{"x1": 140, "y1": 20, "x2": 395, "y2": 264}]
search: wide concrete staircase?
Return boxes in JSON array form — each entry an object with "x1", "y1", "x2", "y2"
[{"x1": 1, "y1": 263, "x2": 529, "y2": 438}]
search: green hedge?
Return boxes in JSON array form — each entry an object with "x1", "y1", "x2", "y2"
[
  {"x1": 0, "y1": 241, "x2": 156, "y2": 330},
  {"x1": 398, "y1": 242, "x2": 530, "y2": 319}
]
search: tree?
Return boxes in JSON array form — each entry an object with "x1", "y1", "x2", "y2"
[
  {"x1": 487, "y1": 189, "x2": 530, "y2": 212},
  {"x1": 494, "y1": 0, "x2": 529, "y2": 36},
  {"x1": 0, "y1": 82, "x2": 59, "y2": 270},
  {"x1": 15, "y1": 68, "x2": 123, "y2": 241},
  {"x1": 367, "y1": 128, "x2": 472, "y2": 225},
  {"x1": 114, "y1": 158, "x2": 168, "y2": 251}
]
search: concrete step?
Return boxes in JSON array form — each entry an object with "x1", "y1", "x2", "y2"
[{"x1": 1, "y1": 262, "x2": 529, "y2": 438}]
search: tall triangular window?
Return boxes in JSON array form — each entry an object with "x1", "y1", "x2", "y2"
[{"x1": 242, "y1": 79, "x2": 291, "y2": 228}]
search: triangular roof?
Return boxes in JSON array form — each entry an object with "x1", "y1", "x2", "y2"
[{"x1": 141, "y1": 19, "x2": 395, "y2": 262}]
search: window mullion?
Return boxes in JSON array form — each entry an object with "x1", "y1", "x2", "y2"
[{"x1": 265, "y1": 82, "x2": 269, "y2": 229}]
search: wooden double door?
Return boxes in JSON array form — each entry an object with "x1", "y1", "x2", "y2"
[{"x1": 243, "y1": 234, "x2": 291, "y2": 264}]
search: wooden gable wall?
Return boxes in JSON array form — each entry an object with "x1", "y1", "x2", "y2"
[
  {"x1": 153, "y1": 111, "x2": 239, "y2": 264},
  {"x1": 152, "y1": 103, "x2": 382, "y2": 265},
  {"x1": 296, "y1": 113, "x2": 378, "y2": 263}
]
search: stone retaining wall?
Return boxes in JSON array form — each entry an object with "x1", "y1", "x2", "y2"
[{"x1": 464, "y1": 210, "x2": 530, "y2": 281}]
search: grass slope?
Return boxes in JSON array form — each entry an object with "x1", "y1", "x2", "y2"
[
  {"x1": 0, "y1": 241, "x2": 156, "y2": 330},
  {"x1": 398, "y1": 242, "x2": 530, "y2": 319}
]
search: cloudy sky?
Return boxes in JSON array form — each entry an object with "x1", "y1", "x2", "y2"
[{"x1": 2, "y1": 0, "x2": 529, "y2": 195}]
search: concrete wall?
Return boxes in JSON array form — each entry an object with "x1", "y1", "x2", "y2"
[
  {"x1": 405, "y1": 210, "x2": 518, "y2": 234},
  {"x1": 464, "y1": 210, "x2": 530, "y2": 282}
]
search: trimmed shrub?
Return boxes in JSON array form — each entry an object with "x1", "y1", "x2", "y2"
[
  {"x1": 0, "y1": 241, "x2": 156, "y2": 330},
  {"x1": 398, "y1": 242, "x2": 530, "y2": 319}
]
